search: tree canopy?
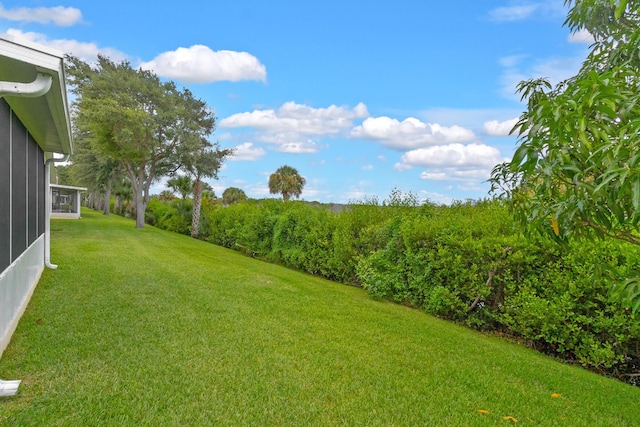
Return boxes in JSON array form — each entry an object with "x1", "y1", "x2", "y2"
[
  {"x1": 222, "y1": 187, "x2": 248, "y2": 205},
  {"x1": 65, "y1": 55, "x2": 218, "y2": 228},
  {"x1": 167, "y1": 175, "x2": 194, "y2": 200},
  {"x1": 489, "y1": 0, "x2": 640, "y2": 312},
  {"x1": 268, "y1": 165, "x2": 306, "y2": 201}
]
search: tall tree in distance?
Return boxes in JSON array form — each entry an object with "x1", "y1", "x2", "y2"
[
  {"x1": 489, "y1": 0, "x2": 640, "y2": 312},
  {"x1": 66, "y1": 55, "x2": 215, "y2": 228},
  {"x1": 222, "y1": 187, "x2": 248, "y2": 205},
  {"x1": 181, "y1": 141, "x2": 234, "y2": 238},
  {"x1": 268, "y1": 165, "x2": 306, "y2": 201}
]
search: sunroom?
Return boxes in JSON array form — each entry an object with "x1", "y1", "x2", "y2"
[{"x1": 50, "y1": 184, "x2": 86, "y2": 219}]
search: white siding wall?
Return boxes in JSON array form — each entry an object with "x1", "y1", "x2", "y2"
[{"x1": 0, "y1": 235, "x2": 44, "y2": 357}]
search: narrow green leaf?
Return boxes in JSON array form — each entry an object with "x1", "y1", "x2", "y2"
[
  {"x1": 593, "y1": 173, "x2": 620, "y2": 193},
  {"x1": 633, "y1": 179, "x2": 640, "y2": 211},
  {"x1": 510, "y1": 145, "x2": 529, "y2": 169}
]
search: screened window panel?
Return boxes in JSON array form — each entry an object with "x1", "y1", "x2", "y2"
[
  {"x1": 37, "y1": 148, "x2": 45, "y2": 237},
  {"x1": 27, "y1": 133, "x2": 38, "y2": 245},
  {"x1": 11, "y1": 109, "x2": 27, "y2": 262},
  {"x1": 0, "y1": 99, "x2": 10, "y2": 271}
]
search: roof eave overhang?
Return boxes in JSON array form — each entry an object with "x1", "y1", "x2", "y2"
[{"x1": 0, "y1": 36, "x2": 72, "y2": 155}]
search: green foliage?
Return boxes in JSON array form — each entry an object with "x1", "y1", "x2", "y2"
[
  {"x1": 53, "y1": 164, "x2": 73, "y2": 185},
  {"x1": 353, "y1": 200, "x2": 640, "y2": 372},
  {"x1": 144, "y1": 193, "x2": 640, "y2": 379},
  {"x1": 268, "y1": 165, "x2": 306, "y2": 201},
  {"x1": 179, "y1": 142, "x2": 234, "y2": 238},
  {"x1": 4, "y1": 209, "x2": 640, "y2": 425},
  {"x1": 492, "y1": 69, "x2": 640, "y2": 246},
  {"x1": 489, "y1": 0, "x2": 640, "y2": 310},
  {"x1": 222, "y1": 187, "x2": 248, "y2": 205},
  {"x1": 145, "y1": 197, "x2": 192, "y2": 234},
  {"x1": 499, "y1": 240, "x2": 640, "y2": 369},
  {"x1": 166, "y1": 175, "x2": 193, "y2": 199},
  {"x1": 66, "y1": 55, "x2": 217, "y2": 228}
]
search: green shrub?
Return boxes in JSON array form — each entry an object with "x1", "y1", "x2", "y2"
[
  {"x1": 499, "y1": 240, "x2": 640, "y2": 370},
  {"x1": 144, "y1": 197, "x2": 192, "y2": 235}
]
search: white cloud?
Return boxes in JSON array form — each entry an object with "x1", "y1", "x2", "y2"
[
  {"x1": 219, "y1": 101, "x2": 368, "y2": 154},
  {"x1": 0, "y1": 4, "x2": 82, "y2": 26},
  {"x1": 343, "y1": 188, "x2": 374, "y2": 203},
  {"x1": 230, "y1": 142, "x2": 266, "y2": 161},
  {"x1": 396, "y1": 143, "x2": 507, "y2": 183},
  {"x1": 419, "y1": 107, "x2": 523, "y2": 131},
  {"x1": 273, "y1": 140, "x2": 319, "y2": 154},
  {"x1": 483, "y1": 117, "x2": 519, "y2": 136},
  {"x1": 488, "y1": 4, "x2": 539, "y2": 22},
  {"x1": 420, "y1": 169, "x2": 492, "y2": 181},
  {"x1": 419, "y1": 172, "x2": 448, "y2": 180},
  {"x1": 254, "y1": 133, "x2": 321, "y2": 153},
  {"x1": 568, "y1": 28, "x2": 595, "y2": 44},
  {"x1": 139, "y1": 45, "x2": 267, "y2": 83},
  {"x1": 487, "y1": 1, "x2": 566, "y2": 22},
  {"x1": 393, "y1": 162, "x2": 413, "y2": 172},
  {"x1": 3, "y1": 29, "x2": 128, "y2": 63},
  {"x1": 351, "y1": 116, "x2": 476, "y2": 150},
  {"x1": 221, "y1": 101, "x2": 368, "y2": 134},
  {"x1": 401, "y1": 143, "x2": 503, "y2": 168},
  {"x1": 499, "y1": 54, "x2": 528, "y2": 68}
]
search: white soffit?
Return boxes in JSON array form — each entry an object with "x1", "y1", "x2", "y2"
[{"x1": 0, "y1": 35, "x2": 72, "y2": 155}]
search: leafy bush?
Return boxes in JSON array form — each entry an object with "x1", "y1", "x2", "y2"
[
  {"x1": 499, "y1": 240, "x2": 640, "y2": 370},
  {"x1": 145, "y1": 197, "x2": 192, "y2": 235}
]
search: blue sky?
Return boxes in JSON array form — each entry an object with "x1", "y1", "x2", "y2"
[{"x1": 0, "y1": 1, "x2": 593, "y2": 204}]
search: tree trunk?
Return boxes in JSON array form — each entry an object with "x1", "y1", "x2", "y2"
[
  {"x1": 135, "y1": 187, "x2": 145, "y2": 228},
  {"x1": 103, "y1": 181, "x2": 111, "y2": 216},
  {"x1": 114, "y1": 195, "x2": 122, "y2": 215},
  {"x1": 191, "y1": 179, "x2": 202, "y2": 238},
  {"x1": 91, "y1": 191, "x2": 100, "y2": 210},
  {"x1": 125, "y1": 164, "x2": 146, "y2": 229}
]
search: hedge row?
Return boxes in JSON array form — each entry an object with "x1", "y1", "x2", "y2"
[{"x1": 144, "y1": 195, "x2": 640, "y2": 382}]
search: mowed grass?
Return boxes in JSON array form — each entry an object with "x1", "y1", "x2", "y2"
[{"x1": 1, "y1": 209, "x2": 639, "y2": 426}]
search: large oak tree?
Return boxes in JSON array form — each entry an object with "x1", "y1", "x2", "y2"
[{"x1": 66, "y1": 55, "x2": 215, "y2": 228}]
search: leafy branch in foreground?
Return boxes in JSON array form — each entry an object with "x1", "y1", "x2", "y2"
[{"x1": 489, "y1": 0, "x2": 640, "y2": 313}]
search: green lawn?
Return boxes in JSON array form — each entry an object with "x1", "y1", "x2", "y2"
[{"x1": 1, "y1": 209, "x2": 639, "y2": 426}]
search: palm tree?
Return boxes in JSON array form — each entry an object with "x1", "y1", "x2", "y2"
[
  {"x1": 268, "y1": 165, "x2": 306, "y2": 201},
  {"x1": 181, "y1": 142, "x2": 234, "y2": 238},
  {"x1": 166, "y1": 175, "x2": 193, "y2": 200}
]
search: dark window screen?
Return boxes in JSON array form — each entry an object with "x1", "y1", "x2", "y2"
[
  {"x1": 37, "y1": 148, "x2": 44, "y2": 237},
  {"x1": 0, "y1": 99, "x2": 10, "y2": 271},
  {"x1": 11, "y1": 110, "x2": 27, "y2": 262},
  {"x1": 27, "y1": 133, "x2": 38, "y2": 245}
]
